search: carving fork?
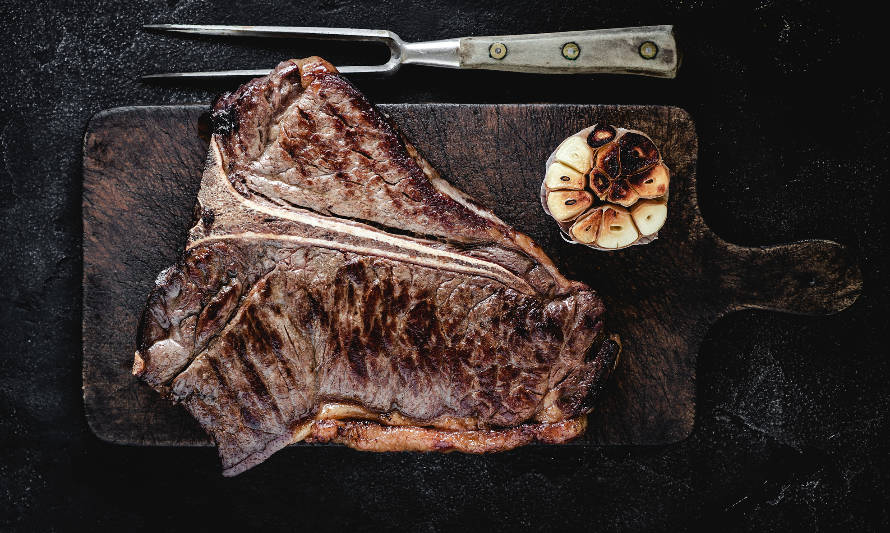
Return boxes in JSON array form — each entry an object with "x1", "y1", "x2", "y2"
[{"x1": 143, "y1": 24, "x2": 679, "y2": 80}]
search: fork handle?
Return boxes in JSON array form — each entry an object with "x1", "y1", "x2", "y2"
[{"x1": 459, "y1": 26, "x2": 678, "y2": 78}]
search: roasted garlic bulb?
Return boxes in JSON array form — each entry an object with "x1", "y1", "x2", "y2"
[{"x1": 540, "y1": 124, "x2": 670, "y2": 250}]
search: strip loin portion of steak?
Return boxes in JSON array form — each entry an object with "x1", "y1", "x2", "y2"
[{"x1": 134, "y1": 57, "x2": 620, "y2": 476}]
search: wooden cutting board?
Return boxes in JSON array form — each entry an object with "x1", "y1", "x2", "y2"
[{"x1": 82, "y1": 104, "x2": 861, "y2": 447}]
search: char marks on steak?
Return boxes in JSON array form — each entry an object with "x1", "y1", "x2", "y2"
[{"x1": 134, "y1": 57, "x2": 620, "y2": 476}]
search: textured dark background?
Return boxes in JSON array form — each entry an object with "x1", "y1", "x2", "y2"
[{"x1": 1, "y1": 0, "x2": 887, "y2": 531}]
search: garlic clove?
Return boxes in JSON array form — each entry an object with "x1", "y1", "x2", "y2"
[
  {"x1": 544, "y1": 162, "x2": 586, "y2": 190},
  {"x1": 589, "y1": 169, "x2": 611, "y2": 200},
  {"x1": 553, "y1": 136, "x2": 593, "y2": 173},
  {"x1": 618, "y1": 132, "x2": 660, "y2": 174},
  {"x1": 569, "y1": 208, "x2": 603, "y2": 244},
  {"x1": 596, "y1": 206, "x2": 639, "y2": 249},
  {"x1": 586, "y1": 124, "x2": 617, "y2": 148},
  {"x1": 630, "y1": 198, "x2": 668, "y2": 236},
  {"x1": 628, "y1": 162, "x2": 669, "y2": 198},
  {"x1": 606, "y1": 180, "x2": 640, "y2": 207},
  {"x1": 546, "y1": 190, "x2": 593, "y2": 221},
  {"x1": 594, "y1": 142, "x2": 621, "y2": 178}
]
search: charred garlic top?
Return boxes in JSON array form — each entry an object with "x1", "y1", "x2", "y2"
[{"x1": 540, "y1": 124, "x2": 670, "y2": 250}]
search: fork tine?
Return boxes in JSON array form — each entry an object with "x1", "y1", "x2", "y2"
[
  {"x1": 143, "y1": 24, "x2": 397, "y2": 42},
  {"x1": 141, "y1": 64, "x2": 394, "y2": 81},
  {"x1": 142, "y1": 24, "x2": 403, "y2": 81},
  {"x1": 141, "y1": 69, "x2": 272, "y2": 80}
]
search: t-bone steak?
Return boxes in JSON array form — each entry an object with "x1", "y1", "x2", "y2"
[{"x1": 134, "y1": 57, "x2": 621, "y2": 476}]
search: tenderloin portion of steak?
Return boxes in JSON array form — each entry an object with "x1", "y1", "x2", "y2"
[{"x1": 134, "y1": 57, "x2": 620, "y2": 476}]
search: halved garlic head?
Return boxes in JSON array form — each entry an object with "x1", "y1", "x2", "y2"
[
  {"x1": 540, "y1": 123, "x2": 670, "y2": 250},
  {"x1": 546, "y1": 190, "x2": 593, "y2": 221},
  {"x1": 552, "y1": 136, "x2": 593, "y2": 173}
]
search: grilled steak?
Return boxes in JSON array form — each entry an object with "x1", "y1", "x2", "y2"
[{"x1": 134, "y1": 57, "x2": 620, "y2": 476}]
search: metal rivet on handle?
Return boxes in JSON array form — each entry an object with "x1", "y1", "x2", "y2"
[
  {"x1": 639, "y1": 41, "x2": 658, "y2": 59},
  {"x1": 561, "y1": 42, "x2": 580, "y2": 60},
  {"x1": 489, "y1": 42, "x2": 507, "y2": 60}
]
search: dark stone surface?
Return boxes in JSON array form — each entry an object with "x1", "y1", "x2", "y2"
[{"x1": 0, "y1": 0, "x2": 887, "y2": 530}]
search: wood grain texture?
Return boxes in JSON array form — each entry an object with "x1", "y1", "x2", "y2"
[
  {"x1": 82, "y1": 104, "x2": 861, "y2": 447},
  {"x1": 459, "y1": 26, "x2": 678, "y2": 77}
]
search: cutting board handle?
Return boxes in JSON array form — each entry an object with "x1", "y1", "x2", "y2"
[{"x1": 718, "y1": 239, "x2": 862, "y2": 315}]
